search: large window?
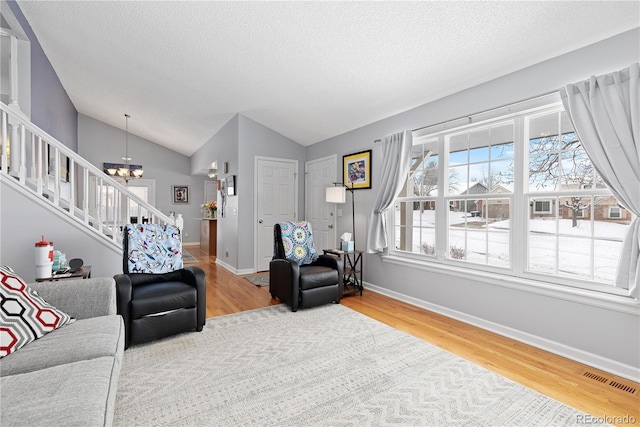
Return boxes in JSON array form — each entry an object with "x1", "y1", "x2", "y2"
[{"x1": 392, "y1": 104, "x2": 633, "y2": 295}]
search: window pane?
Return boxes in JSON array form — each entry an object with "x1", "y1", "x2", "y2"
[
  {"x1": 488, "y1": 215, "x2": 510, "y2": 268},
  {"x1": 528, "y1": 195, "x2": 558, "y2": 274},
  {"x1": 394, "y1": 202, "x2": 412, "y2": 251},
  {"x1": 558, "y1": 236, "x2": 590, "y2": 279},
  {"x1": 529, "y1": 154, "x2": 558, "y2": 191},
  {"x1": 413, "y1": 156, "x2": 439, "y2": 197},
  {"x1": 449, "y1": 165, "x2": 468, "y2": 194},
  {"x1": 491, "y1": 122, "x2": 514, "y2": 153},
  {"x1": 529, "y1": 234, "x2": 557, "y2": 274},
  {"x1": 468, "y1": 163, "x2": 489, "y2": 191},
  {"x1": 394, "y1": 201, "x2": 437, "y2": 255},
  {"x1": 488, "y1": 159, "x2": 513, "y2": 192},
  {"x1": 594, "y1": 240, "x2": 622, "y2": 283},
  {"x1": 469, "y1": 128, "x2": 490, "y2": 156},
  {"x1": 449, "y1": 133, "x2": 468, "y2": 161}
]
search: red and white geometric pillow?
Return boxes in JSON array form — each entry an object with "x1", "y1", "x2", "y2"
[{"x1": 0, "y1": 265, "x2": 75, "y2": 358}]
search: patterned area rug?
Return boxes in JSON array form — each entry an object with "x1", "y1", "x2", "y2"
[
  {"x1": 244, "y1": 273, "x2": 269, "y2": 286},
  {"x1": 114, "y1": 304, "x2": 600, "y2": 426}
]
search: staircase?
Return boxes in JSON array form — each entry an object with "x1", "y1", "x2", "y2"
[{"x1": 0, "y1": 102, "x2": 173, "y2": 252}]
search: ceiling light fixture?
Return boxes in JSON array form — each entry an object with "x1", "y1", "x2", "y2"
[{"x1": 103, "y1": 113, "x2": 143, "y2": 183}]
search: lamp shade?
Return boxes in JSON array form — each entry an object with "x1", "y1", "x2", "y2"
[{"x1": 326, "y1": 186, "x2": 346, "y2": 203}]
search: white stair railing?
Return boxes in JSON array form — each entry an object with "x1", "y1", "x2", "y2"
[{"x1": 0, "y1": 102, "x2": 173, "y2": 247}]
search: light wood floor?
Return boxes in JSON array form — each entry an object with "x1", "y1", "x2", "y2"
[{"x1": 188, "y1": 247, "x2": 639, "y2": 426}]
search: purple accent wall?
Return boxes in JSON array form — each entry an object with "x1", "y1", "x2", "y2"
[{"x1": 7, "y1": 1, "x2": 78, "y2": 151}]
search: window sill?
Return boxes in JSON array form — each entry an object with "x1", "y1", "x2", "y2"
[{"x1": 381, "y1": 254, "x2": 640, "y2": 315}]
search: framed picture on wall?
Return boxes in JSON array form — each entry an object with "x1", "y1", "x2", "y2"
[
  {"x1": 343, "y1": 150, "x2": 372, "y2": 190},
  {"x1": 172, "y1": 185, "x2": 190, "y2": 204},
  {"x1": 226, "y1": 175, "x2": 236, "y2": 196}
]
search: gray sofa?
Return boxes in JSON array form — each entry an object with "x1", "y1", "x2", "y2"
[{"x1": 1, "y1": 278, "x2": 125, "y2": 427}]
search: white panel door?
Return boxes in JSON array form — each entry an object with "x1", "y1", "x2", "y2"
[
  {"x1": 256, "y1": 158, "x2": 297, "y2": 272},
  {"x1": 305, "y1": 155, "x2": 337, "y2": 251}
]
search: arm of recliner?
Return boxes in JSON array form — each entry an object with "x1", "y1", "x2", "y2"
[
  {"x1": 183, "y1": 267, "x2": 206, "y2": 329},
  {"x1": 269, "y1": 258, "x2": 300, "y2": 311},
  {"x1": 313, "y1": 254, "x2": 343, "y2": 274},
  {"x1": 113, "y1": 274, "x2": 133, "y2": 348}
]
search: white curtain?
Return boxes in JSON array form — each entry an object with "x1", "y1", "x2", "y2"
[
  {"x1": 560, "y1": 63, "x2": 640, "y2": 300},
  {"x1": 367, "y1": 130, "x2": 412, "y2": 253}
]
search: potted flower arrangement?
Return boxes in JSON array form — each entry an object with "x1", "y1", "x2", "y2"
[{"x1": 203, "y1": 200, "x2": 218, "y2": 218}]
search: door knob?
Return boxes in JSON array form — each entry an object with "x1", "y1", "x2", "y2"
[
  {"x1": 328, "y1": 224, "x2": 333, "y2": 229},
  {"x1": 259, "y1": 219, "x2": 263, "y2": 223}
]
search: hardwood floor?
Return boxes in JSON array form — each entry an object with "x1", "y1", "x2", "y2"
[{"x1": 188, "y1": 247, "x2": 639, "y2": 426}]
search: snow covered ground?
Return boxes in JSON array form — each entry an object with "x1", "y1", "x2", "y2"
[{"x1": 394, "y1": 209, "x2": 629, "y2": 284}]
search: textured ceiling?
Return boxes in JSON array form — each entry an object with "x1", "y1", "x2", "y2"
[{"x1": 16, "y1": 1, "x2": 640, "y2": 156}]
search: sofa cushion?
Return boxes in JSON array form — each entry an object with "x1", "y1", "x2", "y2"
[
  {"x1": 1, "y1": 356, "x2": 121, "y2": 427},
  {"x1": 0, "y1": 315, "x2": 124, "y2": 377},
  {"x1": 0, "y1": 266, "x2": 75, "y2": 358}
]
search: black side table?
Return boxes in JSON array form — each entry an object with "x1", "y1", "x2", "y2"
[
  {"x1": 323, "y1": 249, "x2": 363, "y2": 296},
  {"x1": 35, "y1": 265, "x2": 92, "y2": 282}
]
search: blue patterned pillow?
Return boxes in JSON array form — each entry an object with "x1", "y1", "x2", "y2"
[
  {"x1": 279, "y1": 221, "x2": 318, "y2": 265},
  {"x1": 125, "y1": 224, "x2": 183, "y2": 274}
]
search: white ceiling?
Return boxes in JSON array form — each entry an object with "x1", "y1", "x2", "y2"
[{"x1": 16, "y1": 1, "x2": 640, "y2": 156}]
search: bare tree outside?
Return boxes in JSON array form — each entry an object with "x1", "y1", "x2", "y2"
[{"x1": 528, "y1": 132, "x2": 604, "y2": 227}]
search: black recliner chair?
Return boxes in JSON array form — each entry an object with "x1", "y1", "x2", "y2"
[
  {"x1": 269, "y1": 222, "x2": 343, "y2": 312},
  {"x1": 114, "y1": 224, "x2": 206, "y2": 348}
]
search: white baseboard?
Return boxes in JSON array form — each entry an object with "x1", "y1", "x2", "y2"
[
  {"x1": 215, "y1": 259, "x2": 254, "y2": 276},
  {"x1": 364, "y1": 281, "x2": 640, "y2": 383}
]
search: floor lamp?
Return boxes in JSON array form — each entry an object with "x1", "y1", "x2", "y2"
[{"x1": 325, "y1": 182, "x2": 355, "y2": 250}]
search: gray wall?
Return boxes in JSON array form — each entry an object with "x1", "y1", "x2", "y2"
[
  {"x1": 0, "y1": 179, "x2": 121, "y2": 282},
  {"x1": 191, "y1": 115, "x2": 240, "y2": 268},
  {"x1": 306, "y1": 28, "x2": 640, "y2": 380},
  {"x1": 8, "y1": 0, "x2": 77, "y2": 150},
  {"x1": 190, "y1": 114, "x2": 306, "y2": 272},
  {"x1": 78, "y1": 114, "x2": 206, "y2": 243},
  {"x1": 237, "y1": 115, "x2": 306, "y2": 271}
]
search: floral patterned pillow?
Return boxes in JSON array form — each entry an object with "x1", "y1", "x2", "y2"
[{"x1": 278, "y1": 221, "x2": 318, "y2": 265}]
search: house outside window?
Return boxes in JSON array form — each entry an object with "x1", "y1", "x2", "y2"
[
  {"x1": 392, "y1": 104, "x2": 633, "y2": 296},
  {"x1": 533, "y1": 199, "x2": 552, "y2": 214},
  {"x1": 609, "y1": 207, "x2": 622, "y2": 219}
]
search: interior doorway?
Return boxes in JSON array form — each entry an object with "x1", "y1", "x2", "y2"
[{"x1": 254, "y1": 156, "x2": 298, "y2": 272}]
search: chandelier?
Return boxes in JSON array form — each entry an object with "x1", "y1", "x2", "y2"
[{"x1": 103, "y1": 113, "x2": 143, "y2": 182}]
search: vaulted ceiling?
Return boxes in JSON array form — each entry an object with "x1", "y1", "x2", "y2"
[{"x1": 16, "y1": 1, "x2": 640, "y2": 156}]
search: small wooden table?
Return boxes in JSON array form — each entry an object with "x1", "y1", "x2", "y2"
[
  {"x1": 35, "y1": 265, "x2": 92, "y2": 282},
  {"x1": 323, "y1": 249, "x2": 363, "y2": 296}
]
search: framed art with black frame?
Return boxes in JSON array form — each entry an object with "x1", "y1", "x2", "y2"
[
  {"x1": 343, "y1": 150, "x2": 372, "y2": 190},
  {"x1": 172, "y1": 185, "x2": 189, "y2": 204}
]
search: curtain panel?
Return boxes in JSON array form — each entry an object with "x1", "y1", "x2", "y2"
[
  {"x1": 560, "y1": 63, "x2": 640, "y2": 300},
  {"x1": 366, "y1": 130, "x2": 412, "y2": 253}
]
